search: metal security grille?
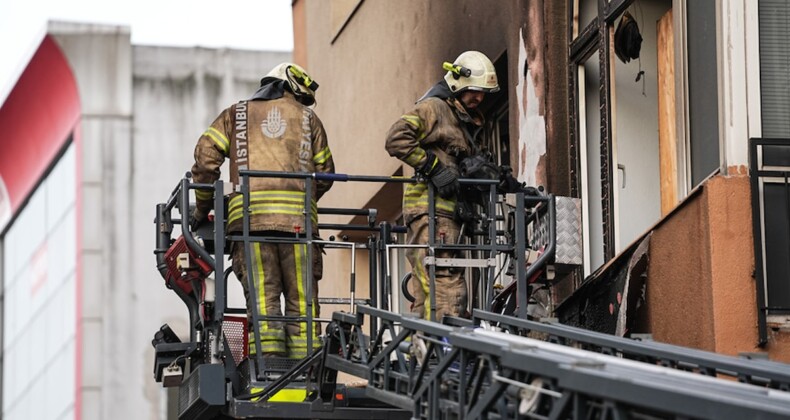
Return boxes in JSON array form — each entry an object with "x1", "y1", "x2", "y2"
[
  {"x1": 222, "y1": 316, "x2": 248, "y2": 366},
  {"x1": 530, "y1": 196, "x2": 583, "y2": 267},
  {"x1": 749, "y1": 138, "x2": 790, "y2": 347},
  {"x1": 178, "y1": 364, "x2": 225, "y2": 420}
]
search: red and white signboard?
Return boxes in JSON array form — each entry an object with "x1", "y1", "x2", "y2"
[
  {"x1": 0, "y1": 35, "x2": 80, "y2": 232},
  {"x1": 0, "y1": 177, "x2": 9, "y2": 230},
  {"x1": 0, "y1": 35, "x2": 82, "y2": 420}
]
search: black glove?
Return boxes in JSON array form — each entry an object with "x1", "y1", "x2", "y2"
[
  {"x1": 498, "y1": 171, "x2": 523, "y2": 194},
  {"x1": 190, "y1": 208, "x2": 208, "y2": 231},
  {"x1": 429, "y1": 163, "x2": 460, "y2": 199}
]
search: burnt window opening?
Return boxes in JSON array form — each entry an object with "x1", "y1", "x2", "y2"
[
  {"x1": 479, "y1": 52, "x2": 510, "y2": 167},
  {"x1": 568, "y1": 0, "x2": 719, "y2": 268},
  {"x1": 568, "y1": 0, "x2": 623, "y2": 264}
]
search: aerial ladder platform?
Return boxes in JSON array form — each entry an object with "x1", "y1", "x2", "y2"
[{"x1": 152, "y1": 170, "x2": 790, "y2": 419}]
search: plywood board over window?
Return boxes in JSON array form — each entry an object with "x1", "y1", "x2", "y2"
[{"x1": 657, "y1": 9, "x2": 678, "y2": 215}]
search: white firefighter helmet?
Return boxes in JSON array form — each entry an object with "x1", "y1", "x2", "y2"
[
  {"x1": 263, "y1": 62, "x2": 319, "y2": 106},
  {"x1": 443, "y1": 51, "x2": 500, "y2": 94}
]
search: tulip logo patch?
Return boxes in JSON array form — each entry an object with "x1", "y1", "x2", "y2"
[{"x1": 262, "y1": 106, "x2": 286, "y2": 139}]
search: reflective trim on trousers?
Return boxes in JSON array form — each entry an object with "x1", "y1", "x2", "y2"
[
  {"x1": 249, "y1": 245, "x2": 287, "y2": 355},
  {"x1": 287, "y1": 335, "x2": 321, "y2": 359}
]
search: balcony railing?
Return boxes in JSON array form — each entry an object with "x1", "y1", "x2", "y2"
[{"x1": 749, "y1": 138, "x2": 790, "y2": 347}]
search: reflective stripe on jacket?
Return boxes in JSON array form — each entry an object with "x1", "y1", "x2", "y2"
[{"x1": 384, "y1": 96, "x2": 482, "y2": 221}]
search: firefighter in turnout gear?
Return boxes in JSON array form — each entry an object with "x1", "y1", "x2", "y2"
[
  {"x1": 191, "y1": 62, "x2": 334, "y2": 359},
  {"x1": 385, "y1": 51, "x2": 499, "y2": 320}
]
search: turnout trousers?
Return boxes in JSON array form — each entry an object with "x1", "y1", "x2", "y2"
[
  {"x1": 406, "y1": 214, "x2": 468, "y2": 321},
  {"x1": 231, "y1": 239, "x2": 321, "y2": 359}
]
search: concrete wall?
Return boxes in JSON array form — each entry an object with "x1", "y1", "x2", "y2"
[
  {"x1": 50, "y1": 21, "x2": 290, "y2": 420},
  {"x1": 128, "y1": 45, "x2": 287, "y2": 420},
  {"x1": 49, "y1": 21, "x2": 134, "y2": 420}
]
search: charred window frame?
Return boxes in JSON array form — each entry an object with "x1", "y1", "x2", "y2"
[
  {"x1": 569, "y1": 0, "x2": 720, "y2": 263},
  {"x1": 568, "y1": 0, "x2": 632, "y2": 262},
  {"x1": 473, "y1": 52, "x2": 511, "y2": 308},
  {"x1": 478, "y1": 52, "x2": 510, "y2": 165}
]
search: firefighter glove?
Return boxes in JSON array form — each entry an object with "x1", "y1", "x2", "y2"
[
  {"x1": 190, "y1": 208, "x2": 208, "y2": 231},
  {"x1": 523, "y1": 186, "x2": 540, "y2": 196},
  {"x1": 429, "y1": 163, "x2": 460, "y2": 199},
  {"x1": 498, "y1": 171, "x2": 523, "y2": 194}
]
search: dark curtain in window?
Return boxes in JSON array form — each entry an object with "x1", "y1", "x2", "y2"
[{"x1": 687, "y1": 0, "x2": 720, "y2": 186}]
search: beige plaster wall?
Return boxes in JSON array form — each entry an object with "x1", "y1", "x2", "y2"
[
  {"x1": 300, "y1": 1, "x2": 512, "y2": 312},
  {"x1": 303, "y1": 1, "x2": 509, "y2": 212},
  {"x1": 294, "y1": 2, "x2": 790, "y2": 366},
  {"x1": 296, "y1": 0, "x2": 574, "y2": 322}
]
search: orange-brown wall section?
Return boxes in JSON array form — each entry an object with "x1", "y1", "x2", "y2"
[{"x1": 647, "y1": 175, "x2": 790, "y2": 362}]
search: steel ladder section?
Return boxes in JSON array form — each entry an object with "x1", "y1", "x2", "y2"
[
  {"x1": 325, "y1": 305, "x2": 790, "y2": 419},
  {"x1": 474, "y1": 309, "x2": 790, "y2": 390}
]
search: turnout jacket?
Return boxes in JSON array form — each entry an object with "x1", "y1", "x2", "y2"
[
  {"x1": 192, "y1": 91, "x2": 334, "y2": 233},
  {"x1": 385, "y1": 85, "x2": 484, "y2": 222}
]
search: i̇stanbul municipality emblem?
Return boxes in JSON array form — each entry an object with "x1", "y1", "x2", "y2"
[{"x1": 261, "y1": 107, "x2": 286, "y2": 139}]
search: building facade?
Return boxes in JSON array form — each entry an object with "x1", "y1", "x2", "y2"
[
  {"x1": 294, "y1": 0, "x2": 790, "y2": 361},
  {"x1": 0, "y1": 22, "x2": 289, "y2": 420},
  {"x1": 4, "y1": 3, "x2": 790, "y2": 419}
]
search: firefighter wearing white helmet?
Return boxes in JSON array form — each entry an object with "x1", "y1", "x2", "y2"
[
  {"x1": 191, "y1": 62, "x2": 334, "y2": 359},
  {"x1": 443, "y1": 50, "x2": 500, "y2": 94},
  {"x1": 385, "y1": 51, "x2": 499, "y2": 321},
  {"x1": 262, "y1": 62, "x2": 320, "y2": 106}
]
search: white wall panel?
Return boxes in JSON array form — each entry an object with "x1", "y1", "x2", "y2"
[
  {"x1": 2, "y1": 346, "x2": 15, "y2": 403},
  {"x1": 4, "y1": 283, "x2": 16, "y2": 347},
  {"x1": 30, "y1": 311, "x2": 45, "y2": 378},
  {"x1": 10, "y1": 185, "x2": 46, "y2": 272},
  {"x1": 46, "y1": 146, "x2": 76, "y2": 230},
  {"x1": 58, "y1": 407, "x2": 75, "y2": 420},
  {"x1": 62, "y1": 274, "x2": 77, "y2": 341},
  {"x1": 2, "y1": 143, "x2": 76, "y2": 420}
]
